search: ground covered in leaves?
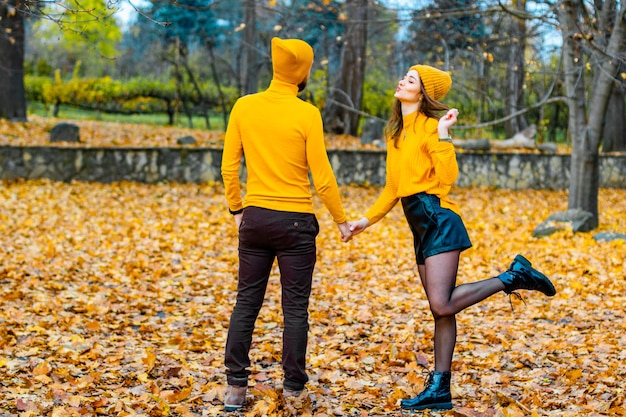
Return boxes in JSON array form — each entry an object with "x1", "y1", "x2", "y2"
[
  {"x1": 1, "y1": 179, "x2": 624, "y2": 416},
  {"x1": 0, "y1": 116, "x2": 365, "y2": 150},
  {"x1": 0, "y1": 115, "x2": 576, "y2": 153}
]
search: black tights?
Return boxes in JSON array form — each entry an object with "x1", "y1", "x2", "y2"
[{"x1": 418, "y1": 250, "x2": 505, "y2": 372}]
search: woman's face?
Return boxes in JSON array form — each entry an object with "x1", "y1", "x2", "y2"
[{"x1": 394, "y1": 69, "x2": 421, "y2": 103}]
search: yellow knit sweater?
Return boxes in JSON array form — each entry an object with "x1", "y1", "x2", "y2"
[
  {"x1": 365, "y1": 112, "x2": 460, "y2": 225},
  {"x1": 221, "y1": 79, "x2": 347, "y2": 224}
]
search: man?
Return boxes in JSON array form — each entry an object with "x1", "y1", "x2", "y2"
[{"x1": 221, "y1": 37, "x2": 351, "y2": 411}]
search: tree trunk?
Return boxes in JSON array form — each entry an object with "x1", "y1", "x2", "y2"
[
  {"x1": 178, "y1": 45, "x2": 211, "y2": 129},
  {"x1": 241, "y1": 0, "x2": 258, "y2": 95},
  {"x1": 559, "y1": 2, "x2": 595, "y2": 228},
  {"x1": 595, "y1": 0, "x2": 625, "y2": 153},
  {"x1": 206, "y1": 38, "x2": 229, "y2": 131},
  {"x1": 475, "y1": 45, "x2": 486, "y2": 124},
  {"x1": 322, "y1": 0, "x2": 367, "y2": 136},
  {"x1": 173, "y1": 38, "x2": 193, "y2": 128},
  {"x1": 548, "y1": 101, "x2": 561, "y2": 143},
  {"x1": 602, "y1": 68, "x2": 626, "y2": 153},
  {"x1": 504, "y1": 0, "x2": 528, "y2": 137},
  {"x1": 559, "y1": 0, "x2": 626, "y2": 230},
  {"x1": 0, "y1": 0, "x2": 27, "y2": 121}
]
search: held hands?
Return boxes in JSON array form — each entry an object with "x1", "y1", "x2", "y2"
[
  {"x1": 348, "y1": 217, "x2": 370, "y2": 237},
  {"x1": 337, "y1": 217, "x2": 369, "y2": 242},
  {"x1": 337, "y1": 222, "x2": 353, "y2": 242}
]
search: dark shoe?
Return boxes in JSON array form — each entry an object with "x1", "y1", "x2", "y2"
[
  {"x1": 224, "y1": 385, "x2": 247, "y2": 411},
  {"x1": 283, "y1": 388, "x2": 305, "y2": 398},
  {"x1": 283, "y1": 388, "x2": 309, "y2": 415},
  {"x1": 400, "y1": 371, "x2": 453, "y2": 411},
  {"x1": 498, "y1": 254, "x2": 556, "y2": 296}
]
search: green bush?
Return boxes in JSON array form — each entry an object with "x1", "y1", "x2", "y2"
[{"x1": 24, "y1": 74, "x2": 239, "y2": 119}]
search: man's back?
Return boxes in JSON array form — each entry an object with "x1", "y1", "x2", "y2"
[{"x1": 227, "y1": 81, "x2": 322, "y2": 209}]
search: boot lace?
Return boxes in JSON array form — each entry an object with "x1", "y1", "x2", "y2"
[{"x1": 507, "y1": 291, "x2": 526, "y2": 312}]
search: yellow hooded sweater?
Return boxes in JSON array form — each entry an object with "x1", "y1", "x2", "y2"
[
  {"x1": 221, "y1": 38, "x2": 347, "y2": 224},
  {"x1": 365, "y1": 112, "x2": 460, "y2": 225}
]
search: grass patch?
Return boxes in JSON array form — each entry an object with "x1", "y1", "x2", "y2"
[{"x1": 27, "y1": 102, "x2": 226, "y2": 131}]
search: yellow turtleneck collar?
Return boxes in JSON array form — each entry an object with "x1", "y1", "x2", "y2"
[{"x1": 268, "y1": 79, "x2": 300, "y2": 95}]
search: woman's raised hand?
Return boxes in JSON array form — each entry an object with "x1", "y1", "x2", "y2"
[{"x1": 438, "y1": 108, "x2": 459, "y2": 135}]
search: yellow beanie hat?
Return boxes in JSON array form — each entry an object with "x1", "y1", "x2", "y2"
[
  {"x1": 410, "y1": 65, "x2": 452, "y2": 101},
  {"x1": 271, "y1": 37, "x2": 314, "y2": 85}
]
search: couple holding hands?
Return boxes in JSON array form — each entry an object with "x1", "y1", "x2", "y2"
[{"x1": 220, "y1": 37, "x2": 556, "y2": 412}]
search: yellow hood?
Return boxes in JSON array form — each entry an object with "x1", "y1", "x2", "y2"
[{"x1": 271, "y1": 37, "x2": 314, "y2": 85}]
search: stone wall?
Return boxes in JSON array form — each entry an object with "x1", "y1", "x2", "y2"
[{"x1": 1, "y1": 145, "x2": 625, "y2": 189}]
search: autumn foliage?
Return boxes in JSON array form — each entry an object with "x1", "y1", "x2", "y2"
[{"x1": 1, "y1": 177, "x2": 624, "y2": 416}]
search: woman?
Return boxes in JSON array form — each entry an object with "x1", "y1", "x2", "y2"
[{"x1": 348, "y1": 65, "x2": 556, "y2": 411}]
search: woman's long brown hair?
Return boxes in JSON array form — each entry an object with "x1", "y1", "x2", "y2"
[{"x1": 385, "y1": 86, "x2": 451, "y2": 148}]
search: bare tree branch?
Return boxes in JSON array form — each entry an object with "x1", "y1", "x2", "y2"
[
  {"x1": 456, "y1": 96, "x2": 568, "y2": 129},
  {"x1": 123, "y1": 0, "x2": 170, "y2": 26},
  {"x1": 497, "y1": 0, "x2": 559, "y2": 26}
]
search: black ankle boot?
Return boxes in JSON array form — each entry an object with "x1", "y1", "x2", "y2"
[
  {"x1": 498, "y1": 254, "x2": 556, "y2": 296},
  {"x1": 400, "y1": 371, "x2": 452, "y2": 411}
]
